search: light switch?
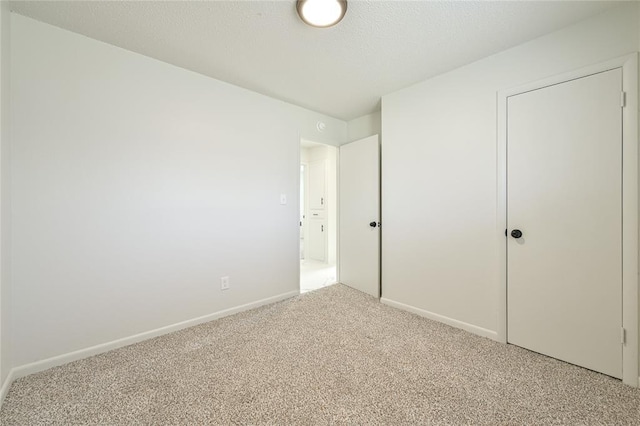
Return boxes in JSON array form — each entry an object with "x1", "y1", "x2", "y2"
[{"x1": 280, "y1": 194, "x2": 287, "y2": 205}]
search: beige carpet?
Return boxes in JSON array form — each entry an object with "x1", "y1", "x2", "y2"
[{"x1": 2, "y1": 284, "x2": 640, "y2": 425}]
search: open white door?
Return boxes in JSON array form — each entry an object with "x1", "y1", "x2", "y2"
[{"x1": 339, "y1": 135, "x2": 380, "y2": 297}]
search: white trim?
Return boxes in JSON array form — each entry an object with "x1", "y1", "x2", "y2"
[
  {"x1": 297, "y1": 132, "x2": 303, "y2": 288},
  {"x1": 620, "y1": 53, "x2": 638, "y2": 387},
  {"x1": 335, "y1": 146, "x2": 340, "y2": 285},
  {"x1": 11, "y1": 290, "x2": 298, "y2": 380},
  {"x1": 381, "y1": 297, "x2": 499, "y2": 341},
  {"x1": 0, "y1": 368, "x2": 15, "y2": 406},
  {"x1": 496, "y1": 89, "x2": 508, "y2": 345},
  {"x1": 497, "y1": 53, "x2": 639, "y2": 387}
]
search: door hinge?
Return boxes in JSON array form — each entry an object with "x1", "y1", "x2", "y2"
[
  {"x1": 621, "y1": 92, "x2": 626, "y2": 108},
  {"x1": 621, "y1": 327, "x2": 626, "y2": 345}
]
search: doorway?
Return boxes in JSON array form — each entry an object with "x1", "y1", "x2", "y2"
[{"x1": 300, "y1": 139, "x2": 338, "y2": 293}]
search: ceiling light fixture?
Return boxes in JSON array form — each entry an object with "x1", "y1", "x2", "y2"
[{"x1": 297, "y1": 0, "x2": 347, "y2": 28}]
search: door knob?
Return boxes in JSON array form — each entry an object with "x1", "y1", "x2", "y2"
[
  {"x1": 511, "y1": 229, "x2": 523, "y2": 239},
  {"x1": 369, "y1": 221, "x2": 377, "y2": 228}
]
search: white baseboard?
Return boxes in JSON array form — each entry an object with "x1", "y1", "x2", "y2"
[
  {"x1": 10, "y1": 290, "x2": 299, "y2": 383},
  {"x1": 380, "y1": 297, "x2": 499, "y2": 341},
  {"x1": 0, "y1": 368, "x2": 15, "y2": 406}
]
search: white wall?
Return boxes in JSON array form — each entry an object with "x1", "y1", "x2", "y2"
[
  {"x1": 382, "y1": 4, "x2": 639, "y2": 338},
  {"x1": 10, "y1": 14, "x2": 346, "y2": 368},
  {"x1": 0, "y1": 0, "x2": 11, "y2": 390},
  {"x1": 347, "y1": 112, "x2": 381, "y2": 143}
]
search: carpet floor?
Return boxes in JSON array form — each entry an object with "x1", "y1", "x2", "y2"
[{"x1": 1, "y1": 284, "x2": 640, "y2": 425}]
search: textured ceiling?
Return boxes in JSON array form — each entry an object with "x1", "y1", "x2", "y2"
[{"x1": 9, "y1": 0, "x2": 621, "y2": 120}]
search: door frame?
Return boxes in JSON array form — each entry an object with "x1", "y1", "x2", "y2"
[
  {"x1": 300, "y1": 161, "x2": 309, "y2": 260},
  {"x1": 497, "y1": 53, "x2": 638, "y2": 386}
]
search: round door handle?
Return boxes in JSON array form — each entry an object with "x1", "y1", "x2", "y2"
[
  {"x1": 511, "y1": 229, "x2": 523, "y2": 239},
  {"x1": 369, "y1": 221, "x2": 377, "y2": 228}
]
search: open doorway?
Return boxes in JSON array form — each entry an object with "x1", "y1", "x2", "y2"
[{"x1": 300, "y1": 139, "x2": 338, "y2": 293}]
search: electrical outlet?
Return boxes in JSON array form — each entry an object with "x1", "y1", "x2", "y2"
[{"x1": 220, "y1": 276, "x2": 230, "y2": 290}]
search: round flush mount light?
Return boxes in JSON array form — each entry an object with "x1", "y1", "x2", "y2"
[{"x1": 297, "y1": 0, "x2": 347, "y2": 28}]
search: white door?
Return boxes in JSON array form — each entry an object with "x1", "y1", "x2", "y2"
[
  {"x1": 339, "y1": 135, "x2": 380, "y2": 297},
  {"x1": 507, "y1": 69, "x2": 622, "y2": 378},
  {"x1": 308, "y1": 159, "x2": 326, "y2": 210},
  {"x1": 308, "y1": 219, "x2": 326, "y2": 261}
]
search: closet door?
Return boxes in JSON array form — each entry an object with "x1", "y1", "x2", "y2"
[
  {"x1": 507, "y1": 69, "x2": 623, "y2": 378},
  {"x1": 308, "y1": 160, "x2": 326, "y2": 210}
]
